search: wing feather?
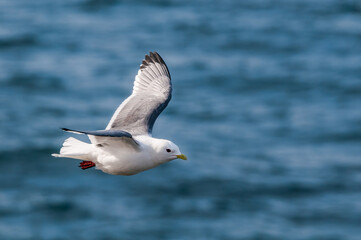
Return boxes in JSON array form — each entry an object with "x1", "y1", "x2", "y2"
[
  {"x1": 61, "y1": 128, "x2": 139, "y2": 151},
  {"x1": 106, "y1": 52, "x2": 172, "y2": 135}
]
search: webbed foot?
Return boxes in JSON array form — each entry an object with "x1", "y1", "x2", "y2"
[{"x1": 79, "y1": 161, "x2": 95, "y2": 170}]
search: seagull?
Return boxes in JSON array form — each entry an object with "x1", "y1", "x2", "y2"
[{"x1": 52, "y1": 52, "x2": 187, "y2": 175}]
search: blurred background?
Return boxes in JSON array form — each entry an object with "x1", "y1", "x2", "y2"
[{"x1": 1, "y1": 0, "x2": 361, "y2": 239}]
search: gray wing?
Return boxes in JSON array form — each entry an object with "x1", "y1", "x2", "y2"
[
  {"x1": 61, "y1": 128, "x2": 139, "y2": 151},
  {"x1": 105, "y1": 52, "x2": 172, "y2": 136}
]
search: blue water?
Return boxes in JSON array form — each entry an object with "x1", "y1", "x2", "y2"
[{"x1": 1, "y1": 0, "x2": 361, "y2": 239}]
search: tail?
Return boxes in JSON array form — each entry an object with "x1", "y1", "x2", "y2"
[{"x1": 52, "y1": 137, "x2": 92, "y2": 161}]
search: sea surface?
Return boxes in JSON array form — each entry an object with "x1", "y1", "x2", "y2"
[{"x1": 0, "y1": 0, "x2": 361, "y2": 239}]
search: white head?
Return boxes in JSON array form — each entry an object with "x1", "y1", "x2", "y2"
[{"x1": 152, "y1": 139, "x2": 187, "y2": 162}]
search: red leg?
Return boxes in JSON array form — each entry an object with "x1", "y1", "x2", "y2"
[{"x1": 79, "y1": 161, "x2": 95, "y2": 170}]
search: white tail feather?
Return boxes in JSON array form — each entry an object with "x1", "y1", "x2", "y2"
[{"x1": 52, "y1": 137, "x2": 92, "y2": 161}]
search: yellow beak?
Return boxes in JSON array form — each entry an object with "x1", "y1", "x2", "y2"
[{"x1": 176, "y1": 154, "x2": 187, "y2": 160}]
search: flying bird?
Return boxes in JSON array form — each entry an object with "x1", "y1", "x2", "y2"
[{"x1": 52, "y1": 52, "x2": 187, "y2": 175}]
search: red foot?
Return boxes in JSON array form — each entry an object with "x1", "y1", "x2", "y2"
[{"x1": 79, "y1": 161, "x2": 95, "y2": 170}]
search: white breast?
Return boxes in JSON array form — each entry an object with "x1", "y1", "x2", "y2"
[{"x1": 93, "y1": 135, "x2": 162, "y2": 175}]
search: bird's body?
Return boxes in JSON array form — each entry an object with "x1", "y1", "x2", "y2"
[{"x1": 52, "y1": 52, "x2": 187, "y2": 175}]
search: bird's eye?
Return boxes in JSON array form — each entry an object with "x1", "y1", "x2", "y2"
[{"x1": 166, "y1": 149, "x2": 171, "y2": 153}]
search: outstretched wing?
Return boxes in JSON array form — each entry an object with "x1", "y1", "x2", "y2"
[
  {"x1": 61, "y1": 128, "x2": 139, "y2": 151},
  {"x1": 105, "y1": 52, "x2": 172, "y2": 136}
]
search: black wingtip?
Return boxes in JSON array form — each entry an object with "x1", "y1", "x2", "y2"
[
  {"x1": 140, "y1": 51, "x2": 169, "y2": 75},
  {"x1": 145, "y1": 51, "x2": 165, "y2": 64},
  {"x1": 61, "y1": 128, "x2": 71, "y2": 132},
  {"x1": 145, "y1": 54, "x2": 152, "y2": 63}
]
